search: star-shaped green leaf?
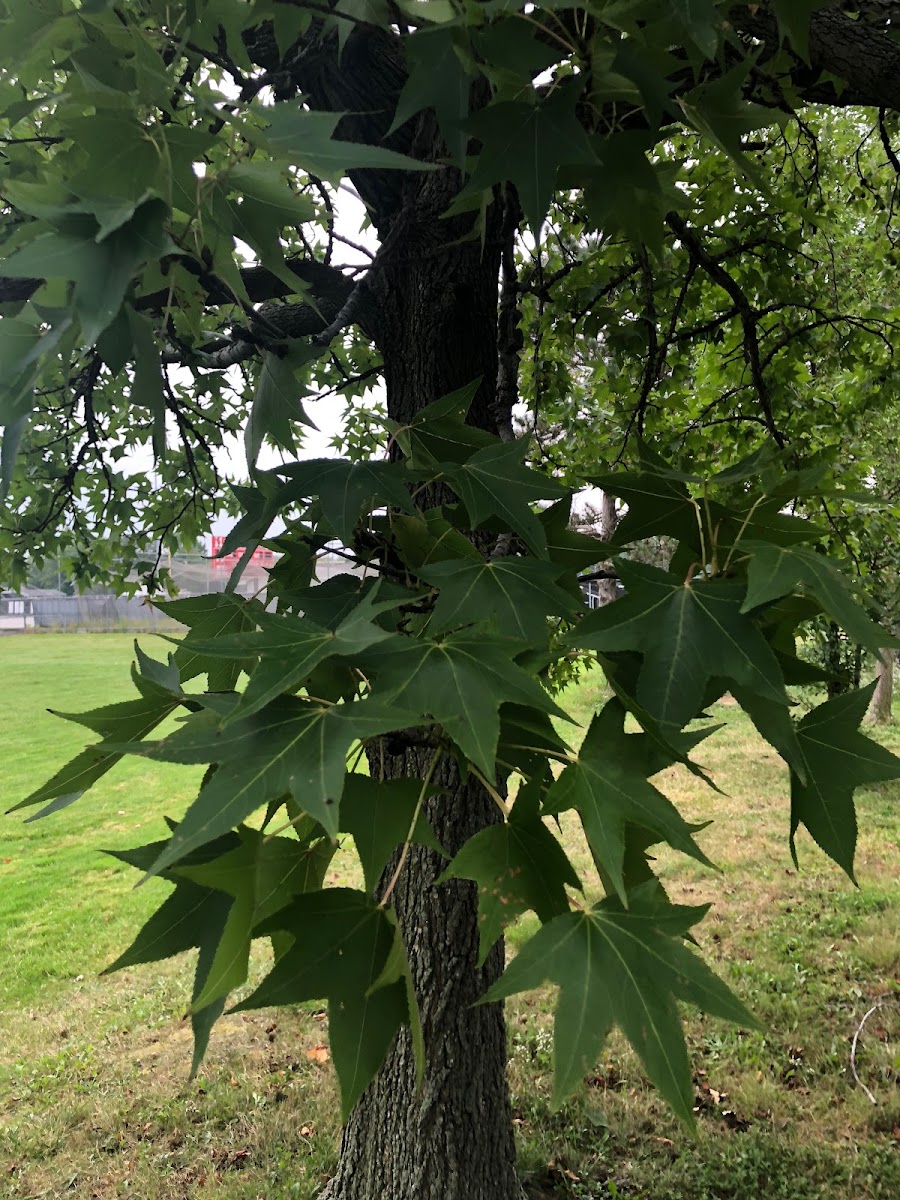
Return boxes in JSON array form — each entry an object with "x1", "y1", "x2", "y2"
[
  {"x1": 592, "y1": 468, "x2": 816, "y2": 555},
  {"x1": 254, "y1": 104, "x2": 439, "y2": 178},
  {"x1": 571, "y1": 561, "x2": 788, "y2": 730},
  {"x1": 102, "y1": 829, "x2": 245, "y2": 1074},
  {"x1": 589, "y1": 468, "x2": 699, "y2": 548},
  {"x1": 233, "y1": 888, "x2": 411, "y2": 1117},
  {"x1": 790, "y1": 684, "x2": 900, "y2": 880},
  {"x1": 446, "y1": 438, "x2": 568, "y2": 559},
  {"x1": 111, "y1": 697, "x2": 416, "y2": 870},
  {"x1": 742, "y1": 541, "x2": 900, "y2": 652},
  {"x1": 670, "y1": 0, "x2": 721, "y2": 59},
  {"x1": 175, "y1": 586, "x2": 403, "y2": 722},
  {"x1": 420, "y1": 555, "x2": 579, "y2": 640},
  {"x1": 679, "y1": 61, "x2": 785, "y2": 165},
  {"x1": 538, "y1": 498, "x2": 605, "y2": 573},
  {"x1": 392, "y1": 509, "x2": 483, "y2": 569},
  {"x1": 154, "y1": 592, "x2": 263, "y2": 690},
  {"x1": 457, "y1": 83, "x2": 597, "y2": 230},
  {"x1": 361, "y1": 630, "x2": 567, "y2": 776},
  {"x1": 266, "y1": 457, "x2": 416, "y2": 544},
  {"x1": 131, "y1": 642, "x2": 182, "y2": 701},
  {"x1": 172, "y1": 825, "x2": 336, "y2": 1009},
  {"x1": 484, "y1": 889, "x2": 757, "y2": 1119},
  {"x1": 339, "y1": 775, "x2": 443, "y2": 892},
  {"x1": 8, "y1": 694, "x2": 180, "y2": 821},
  {"x1": 284, "y1": 575, "x2": 415, "y2": 629},
  {"x1": 387, "y1": 380, "x2": 494, "y2": 468},
  {"x1": 599, "y1": 653, "x2": 723, "y2": 790},
  {"x1": 244, "y1": 347, "x2": 316, "y2": 467},
  {"x1": 102, "y1": 832, "x2": 241, "y2": 974},
  {"x1": 546, "y1": 700, "x2": 714, "y2": 903},
  {"x1": 771, "y1": 0, "x2": 829, "y2": 61},
  {"x1": 497, "y1": 703, "x2": 574, "y2": 777},
  {"x1": 439, "y1": 787, "x2": 581, "y2": 966},
  {"x1": 389, "y1": 24, "x2": 473, "y2": 165},
  {"x1": 729, "y1": 685, "x2": 807, "y2": 786}
]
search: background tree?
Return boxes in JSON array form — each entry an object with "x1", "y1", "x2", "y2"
[
  {"x1": 524, "y1": 103, "x2": 900, "y2": 703},
  {"x1": 3, "y1": 4, "x2": 900, "y2": 1200}
]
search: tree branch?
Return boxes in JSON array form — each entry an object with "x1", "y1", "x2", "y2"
[
  {"x1": 0, "y1": 254, "x2": 357, "y2": 314},
  {"x1": 493, "y1": 188, "x2": 523, "y2": 443},
  {"x1": 666, "y1": 211, "x2": 785, "y2": 448},
  {"x1": 162, "y1": 256, "x2": 374, "y2": 368},
  {"x1": 313, "y1": 272, "x2": 373, "y2": 345},
  {"x1": 730, "y1": 2, "x2": 900, "y2": 112}
]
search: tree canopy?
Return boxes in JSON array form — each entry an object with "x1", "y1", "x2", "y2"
[{"x1": 3, "y1": 3, "x2": 900, "y2": 1198}]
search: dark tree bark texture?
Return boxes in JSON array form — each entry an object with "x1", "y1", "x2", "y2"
[{"x1": 322, "y1": 755, "x2": 519, "y2": 1200}]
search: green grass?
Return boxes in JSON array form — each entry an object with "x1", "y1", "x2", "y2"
[
  {"x1": 1, "y1": 636, "x2": 898, "y2": 1199},
  {"x1": 0, "y1": 634, "x2": 206, "y2": 1008}
]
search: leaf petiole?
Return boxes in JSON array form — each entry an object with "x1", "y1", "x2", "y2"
[{"x1": 378, "y1": 745, "x2": 443, "y2": 909}]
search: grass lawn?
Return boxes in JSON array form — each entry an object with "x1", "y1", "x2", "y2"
[{"x1": 1, "y1": 633, "x2": 898, "y2": 1199}]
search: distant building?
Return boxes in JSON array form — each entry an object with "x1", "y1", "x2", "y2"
[{"x1": 0, "y1": 589, "x2": 35, "y2": 630}]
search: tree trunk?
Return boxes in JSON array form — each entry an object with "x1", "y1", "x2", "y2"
[
  {"x1": 825, "y1": 621, "x2": 850, "y2": 697},
  {"x1": 322, "y1": 207, "x2": 520, "y2": 1199},
  {"x1": 866, "y1": 648, "x2": 895, "y2": 724},
  {"x1": 853, "y1": 641, "x2": 863, "y2": 691},
  {"x1": 596, "y1": 491, "x2": 620, "y2": 606},
  {"x1": 322, "y1": 755, "x2": 519, "y2": 1200}
]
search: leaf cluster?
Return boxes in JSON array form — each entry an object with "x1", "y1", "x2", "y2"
[
  {"x1": 3, "y1": 0, "x2": 894, "y2": 584},
  {"x1": 11, "y1": 399, "x2": 900, "y2": 1120}
]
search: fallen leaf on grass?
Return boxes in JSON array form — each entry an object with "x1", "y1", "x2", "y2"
[
  {"x1": 546, "y1": 1160, "x2": 580, "y2": 1182},
  {"x1": 306, "y1": 1044, "x2": 329, "y2": 1064}
]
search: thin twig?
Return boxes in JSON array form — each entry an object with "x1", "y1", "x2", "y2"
[
  {"x1": 313, "y1": 274, "x2": 371, "y2": 345},
  {"x1": 850, "y1": 994, "x2": 899, "y2": 1105},
  {"x1": 667, "y1": 211, "x2": 786, "y2": 448},
  {"x1": 878, "y1": 108, "x2": 900, "y2": 177},
  {"x1": 577, "y1": 569, "x2": 619, "y2": 583}
]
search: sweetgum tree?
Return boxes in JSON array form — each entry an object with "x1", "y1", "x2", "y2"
[{"x1": 3, "y1": 4, "x2": 900, "y2": 1198}]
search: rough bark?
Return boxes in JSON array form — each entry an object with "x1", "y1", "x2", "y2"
[
  {"x1": 866, "y1": 648, "x2": 895, "y2": 724},
  {"x1": 595, "y1": 492, "x2": 620, "y2": 606},
  {"x1": 321, "y1": 754, "x2": 519, "y2": 1200}
]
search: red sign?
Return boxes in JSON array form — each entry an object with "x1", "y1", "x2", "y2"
[{"x1": 210, "y1": 536, "x2": 277, "y2": 569}]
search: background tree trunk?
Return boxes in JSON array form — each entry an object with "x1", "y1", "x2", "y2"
[
  {"x1": 825, "y1": 622, "x2": 851, "y2": 697},
  {"x1": 866, "y1": 648, "x2": 895, "y2": 724},
  {"x1": 596, "y1": 491, "x2": 620, "y2": 606},
  {"x1": 323, "y1": 211, "x2": 521, "y2": 1200}
]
